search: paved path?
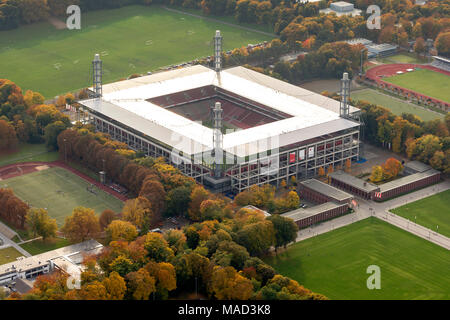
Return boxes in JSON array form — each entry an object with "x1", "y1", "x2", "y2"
[
  {"x1": 162, "y1": 6, "x2": 276, "y2": 38},
  {"x1": 296, "y1": 181, "x2": 450, "y2": 250},
  {"x1": 0, "y1": 231, "x2": 31, "y2": 257}
]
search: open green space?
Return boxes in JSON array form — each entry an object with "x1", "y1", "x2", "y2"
[
  {"x1": 265, "y1": 218, "x2": 450, "y2": 300},
  {"x1": 0, "y1": 246, "x2": 24, "y2": 264},
  {"x1": 384, "y1": 69, "x2": 450, "y2": 103},
  {"x1": 351, "y1": 88, "x2": 444, "y2": 121},
  {"x1": 0, "y1": 143, "x2": 59, "y2": 167},
  {"x1": 378, "y1": 53, "x2": 427, "y2": 64},
  {"x1": 0, "y1": 5, "x2": 272, "y2": 98},
  {"x1": 19, "y1": 237, "x2": 71, "y2": 255},
  {"x1": 1, "y1": 167, "x2": 124, "y2": 226},
  {"x1": 391, "y1": 190, "x2": 450, "y2": 238}
]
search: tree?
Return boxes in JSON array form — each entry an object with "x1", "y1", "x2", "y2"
[
  {"x1": 345, "y1": 159, "x2": 351, "y2": 172},
  {"x1": 382, "y1": 158, "x2": 403, "y2": 180},
  {"x1": 0, "y1": 119, "x2": 18, "y2": 150},
  {"x1": 212, "y1": 240, "x2": 250, "y2": 270},
  {"x1": 370, "y1": 165, "x2": 384, "y2": 183},
  {"x1": 199, "y1": 199, "x2": 224, "y2": 221},
  {"x1": 318, "y1": 166, "x2": 325, "y2": 177},
  {"x1": 121, "y1": 197, "x2": 154, "y2": 232},
  {"x1": 139, "y1": 178, "x2": 166, "y2": 217},
  {"x1": 237, "y1": 220, "x2": 275, "y2": 256},
  {"x1": 61, "y1": 207, "x2": 100, "y2": 243},
  {"x1": 435, "y1": 31, "x2": 450, "y2": 57},
  {"x1": 99, "y1": 209, "x2": 116, "y2": 230},
  {"x1": 210, "y1": 266, "x2": 253, "y2": 300},
  {"x1": 105, "y1": 220, "x2": 138, "y2": 242},
  {"x1": 102, "y1": 271, "x2": 126, "y2": 300},
  {"x1": 44, "y1": 120, "x2": 69, "y2": 150},
  {"x1": 144, "y1": 232, "x2": 174, "y2": 263},
  {"x1": 126, "y1": 268, "x2": 156, "y2": 300},
  {"x1": 165, "y1": 186, "x2": 192, "y2": 217},
  {"x1": 267, "y1": 215, "x2": 298, "y2": 251},
  {"x1": 188, "y1": 185, "x2": 211, "y2": 221},
  {"x1": 414, "y1": 37, "x2": 426, "y2": 57},
  {"x1": 25, "y1": 208, "x2": 57, "y2": 241},
  {"x1": 163, "y1": 229, "x2": 186, "y2": 255}
]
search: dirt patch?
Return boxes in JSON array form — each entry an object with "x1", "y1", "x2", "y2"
[
  {"x1": 48, "y1": 17, "x2": 67, "y2": 30},
  {"x1": 36, "y1": 165, "x2": 50, "y2": 171}
]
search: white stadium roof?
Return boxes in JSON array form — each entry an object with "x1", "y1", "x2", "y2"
[{"x1": 80, "y1": 65, "x2": 359, "y2": 158}]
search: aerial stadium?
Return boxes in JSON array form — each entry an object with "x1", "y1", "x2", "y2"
[{"x1": 78, "y1": 31, "x2": 361, "y2": 194}]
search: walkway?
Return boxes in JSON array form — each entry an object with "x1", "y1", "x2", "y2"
[
  {"x1": 0, "y1": 231, "x2": 31, "y2": 258},
  {"x1": 296, "y1": 180, "x2": 450, "y2": 250}
]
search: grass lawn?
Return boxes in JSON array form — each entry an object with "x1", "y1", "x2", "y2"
[
  {"x1": 351, "y1": 88, "x2": 444, "y2": 121},
  {"x1": 265, "y1": 218, "x2": 450, "y2": 300},
  {"x1": 20, "y1": 237, "x2": 71, "y2": 255},
  {"x1": 378, "y1": 53, "x2": 427, "y2": 64},
  {"x1": 1, "y1": 167, "x2": 124, "y2": 226},
  {"x1": 0, "y1": 5, "x2": 272, "y2": 98},
  {"x1": 0, "y1": 247, "x2": 24, "y2": 264},
  {"x1": 391, "y1": 190, "x2": 450, "y2": 238},
  {"x1": 0, "y1": 143, "x2": 59, "y2": 167},
  {"x1": 384, "y1": 69, "x2": 450, "y2": 103}
]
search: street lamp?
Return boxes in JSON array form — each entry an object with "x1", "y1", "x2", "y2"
[
  {"x1": 64, "y1": 138, "x2": 67, "y2": 163},
  {"x1": 359, "y1": 48, "x2": 368, "y2": 77}
]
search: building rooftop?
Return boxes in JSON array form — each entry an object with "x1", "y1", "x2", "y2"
[
  {"x1": 281, "y1": 202, "x2": 343, "y2": 221},
  {"x1": 404, "y1": 161, "x2": 432, "y2": 174},
  {"x1": 329, "y1": 171, "x2": 380, "y2": 193},
  {"x1": 80, "y1": 65, "x2": 360, "y2": 158},
  {"x1": 0, "y1": 240, "x2": 103, "y2": 277},
  {"x1": 300, "y1": 179, "x2": 353, "y2": 202},
  {"x1": 379, "y1": 169, "x2": 440, "y2": 193}
]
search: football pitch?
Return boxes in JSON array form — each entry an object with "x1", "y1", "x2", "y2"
[
  {"x1": 391, "y1": 190, "x2": 450, "y2": 238},
  {"x1": 0, "y1": 5, "x2": 272, "y2": 98},
  {"x1": 351, "y1": 88, "x2": 444, "y2": 121},
  {"x1": 383, "y1": 69, "x2": 450, "y2": 103},
  {"x1": 1, "y1": 167, "x2": 124, "y2": 226},
  {"x1": 265, "y1": 218, "x2": 450, "y2": 300}
]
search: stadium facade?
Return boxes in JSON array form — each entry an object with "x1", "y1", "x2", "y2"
[{"x1": 78, "y1": 32, "x2": 361, "y2": 194}]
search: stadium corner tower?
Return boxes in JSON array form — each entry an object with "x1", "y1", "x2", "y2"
[{"x1": 79, "y1": 31, "x2": 361, "y2": 194}]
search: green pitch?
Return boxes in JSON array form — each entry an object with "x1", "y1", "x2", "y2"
[
  {"x1": 351, "y1": 88, "x2": 444, "y2": 121},
  {"x1": 0, "y1": 5, "x2": 272, "y2": 98},
  {"x1": 265, "y1": 218, "x2": 450, "y2": 300},
  {"x1": 384, "y1": 69, "x2": 450, "y2": 103},
  {"x1": 1, "y1": 167, "x2": 123, "y2": 226},
  {"x1": 391, "y1": 190, "x2": 450, "y2": 238}
]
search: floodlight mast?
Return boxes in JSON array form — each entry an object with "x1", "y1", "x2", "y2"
[
  {"x1": 212, "y1": 102, "x2": 223, "y2": 178},
  {"x1": 92, "y1": 54, "x2": 102, "y2": 98},
  {"x1": 340, "y1": 72, "x2": 350, "y2": 118},
  {"x1": 214, "y1": 30, "x2": 222, "y2": 72}
]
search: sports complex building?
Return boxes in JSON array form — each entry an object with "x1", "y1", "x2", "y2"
[{"x1": 78, "y1": 32, "x2": 361, "y2": 194}]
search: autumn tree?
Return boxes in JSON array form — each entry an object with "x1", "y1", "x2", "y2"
[
  {"x1": 126, "y1": 268, "x2": 156, "y2": 300},
  {"x1": 210, "y1": 266, "x2": 253, "y2": 300},
  {"x1": 164, "y1": 186, "x2": 192, "y2": 217},
  {"x1": 382, "y1": 158, "x2": 403, "y2": 180},
  {"x1": 102, "y1": 271, "x2": 127, "y2": 300},
  {"x1": 370, "y1": 165, "x2": 384, "y2": 183},
  {"x1": 61, "y1": 207, "x2": 100, "y2": 243},
  {"x1": 188, "y1": 185, "x2": 211, "y2": 221},
  {"x1": 25, "y1": 208, "x2": 57, "y2": 241},
  {"x1": 236, "y1": 220, "x2": 275, "y2": 256},
  {"x1": 121, "y1": 197, "x2": 154, "y2": 232},
  {"x1": 435, "y1": 31, "x2": 450, "y2": 57},
  {"x1": 0, "y1": 119, "x2": 18, "y2": 150},
  {"x1": 139, "y1": 178, "x2": 166, "y2": 217},
  {"x1": 267, "y1": 215, "x2": 298, "y2": 251},
  {"x1": 144, "y1": 232, "x2": 174, "y2": 263},
  {"x1": 105, "y1": 220, "x2": 138, "y2": 243},
  {"x1": 99, "y1": 209, "x2": 117, "y2": 230}
]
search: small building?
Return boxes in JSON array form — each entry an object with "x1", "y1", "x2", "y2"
[
  {"x1": 0, "y1": 240, "x2": 103, "y2": 286},
  {"x1": 243, "y1": 205, "x2": 271, "y2": 217},
  {"x1": 366, "y1": 43, "x2": 398, "y2": 58},
  {"x1": 374, "y1": 168, "x2": 441, "y2": 201},
  {"x1": 320, "y1": 1, "x2": 362, "y2": 16},
  {"x1": 282, "y1": 202, "x2": 349, "y2": 229},
  {"x1": 328, "y1": 171, "x2": 380, "y2": 200},
  {"x1": 299, "y1": 179, "x2": 353, "y2": 205}
]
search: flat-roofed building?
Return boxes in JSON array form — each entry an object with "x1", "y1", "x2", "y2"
[
  {"x1": 299, "y1": 179, "x2": 353, "y2": 205},
  {"x1": 328, "y1": 171, "x2": 380, "y2": 200},
  {"x1": 320, "y1": 1, "x2": 362, "y2": 16}
]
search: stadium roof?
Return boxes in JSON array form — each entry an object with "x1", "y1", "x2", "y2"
[{"x1": 80, "y1": 65, "x2": 359, "y2": 158}]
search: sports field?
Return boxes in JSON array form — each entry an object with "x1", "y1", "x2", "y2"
[
  {"x1": 265, "y1": 218, "x2": 450, "y2": 300},
  {"x1": 351, "y1": 88, "x2": 444, "y2": 121},
  {"x1": 378, "y1": 53, "x2": 427, "y2": 64},
  {"x1": 1, "y1": 167, "x2": 123, "y2": 226},
  {"x1": 0, "y1": 143, "x2": 59, "y2": 167},
  {"x1": 0, "y1": 5, "x2": 272, "y2": 98},
  {"x1": 0, "y1": 247, "x2": 24, "y2": 264},
  {"x1": 391, "y1": 190, "x2": 450, "y2": 238},
  {"x1": 384, "y1": 69, "x2": 450, "y2": 103}
]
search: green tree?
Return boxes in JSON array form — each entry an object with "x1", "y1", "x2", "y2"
[{"x1": 267, "y1": 215, "x2": 298, "y2": 251}]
